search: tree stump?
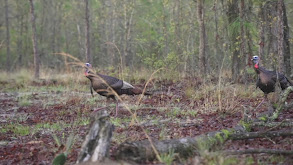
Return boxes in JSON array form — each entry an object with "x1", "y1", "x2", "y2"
[{"x1": 77, "y1": 109, "x2": 114, "y2": 163}]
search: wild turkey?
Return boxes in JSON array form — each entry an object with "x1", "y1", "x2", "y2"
[
  {"x1": 84, "y1": 63, "x2": 151, "y2": 116},
  {"x1": 251, "y1": 56, "x2": 292, "y2": 108}
]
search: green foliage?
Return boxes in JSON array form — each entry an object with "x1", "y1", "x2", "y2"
[
  {"x1": 159, "y1": 127, "x2": 167, "y2": 140},
  {"x1": 220, "y1": 129, "x2": 232, "y2": 139},
  {"x1": 52, "y1": 133, "x2": 75, "y2": 165},
  {"x1": 166, "y1": 107, "x2": 181, "y2": 118},
  {"x1": 239, "y1": 120, "x2": 252, "y2": 131},
  {"x1": 258, "y1": 116, "x2": 267, "y2": 121},
  {"x1": 160, "y1": 149, "x2": 177, "y2": 165},
  {"x1": 110, "y1": 117, "x2": 123, "y2": 127},
  {"x1": 1, "y1": 124, "x2": 30, "y2": 136},
  {"x1": 35, "y1": 121, "x2": 69, "y2": 131},
  {"x1": 198, "y1": 151, "x2": 238, "y2": 165},
  {"x1": 52, "y1": 153, "x2": 66, "y2": 165},
  {"x1": 74, "y1": 117, "x2": 90, "y2": 126},
  {"x1": 18, "y1": 96, "x2": 32, "y2": 107}
]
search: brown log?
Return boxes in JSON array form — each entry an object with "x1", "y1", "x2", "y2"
[
  {"x1": 130, "y1": 118, "x2": 202, "y2": 128},
  {"x1": 77, "y1": 109, "x2": 114, "y2": 163},
  {"x1": 250, "y1": 121, "x2": 293, "y2": 128},
  {"x1": 114, "y1": 126, "x2": 245, "y2": 163},
  {"x1": 229, "y1": 129, "x2": 293, "y2": 140},
  {"x1": 114, "y1": 127, "x2": 293, "y2": 162},
  {"x1": 225, "y1": 149, "x2": 293, "y2": 155}
]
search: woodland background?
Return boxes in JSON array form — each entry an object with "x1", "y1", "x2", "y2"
[
  {"x1": 1, "y1": 0, "x2": 292, "y2": 79},
  {"x1": 1, "y1": 0, "x2": 293, "y2": 164}
]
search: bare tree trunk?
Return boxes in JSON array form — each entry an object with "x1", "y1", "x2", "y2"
[
  {"x1": 240, "y1": 0, "x2": 247, "y2": 84},
  {"x1": 281, "y1": 0, "x2": 291, "y2": 76},
  {"x1": 197, "y1": 0, "x2": 206, "y2": 75},
  {"x1": 123, "y1": 0, "x2": 135, "y2": 68},
  {"x1": 5, "y1": 0, "x2": 10, "y2": 71},
  {"x1": 213, "y1": 1, "x2": 221, "y2": 71},
  {"x1": 227, "y1": 0, "x2": 240, "y2": 82},
  {"x1": 264, "y1": 1, "x2": 278, "y2": 69},
  {"x1": 29, "y1": 0, "x2": 40, "y2": 79},
  {"x1": 16, "y1": 2, "x2": 24, "y2": 68},
  {"x1": 277, "y1": 0, "x2": 285, "y2": 74},
  {"x1": 258, "y1": 2, "x2": 265, "y2": 60},
  {"x1": 109, "y1": 0, "x2": 116, "y2": 67},
  {"x1": 85, "y1": 0, "x2": 92, "y2": 64}
]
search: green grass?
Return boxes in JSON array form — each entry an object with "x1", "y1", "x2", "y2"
[
  {"x1": 1, "y1": 124, "x2": 31, "y2": 136},
  {"x1": 35, "y1": 121, "x2": 69, "y2": 132},
  {"x1": 160, "y1": 149, "x2": 177, "y2": 165},
  {"x1": 74, "y1": 117, "x2": 91, "y2": 126}
]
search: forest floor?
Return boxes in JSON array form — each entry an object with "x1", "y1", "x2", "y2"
[{"x1": 0, "y1": 75, "x2": 293, "y2": 164}]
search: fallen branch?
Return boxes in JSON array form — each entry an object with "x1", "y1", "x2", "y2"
[
  {"x1": 115, "y1": 127, "x2": 245, "y2": 162},
  {"x1": 225, "y1": 149, "x2": 293, "y2": 155},
  {"x1": 229, "y1": 129, "x2": 293, "y2": 140},
  {"x1": 269, "y1": 86, "x2": 293, "y2": 120},
  {"x1": 115, "y1": 127, "x2": 293, "y2": 162},
  {"x1": 77, "y1": 109, "x2": 114, "y2": 163},
  {"x1": 130, "y1": 118, "x2": 202, "y2": 127},
  {"x1": 250, "y1": 121, "x2": 293, "y2": 128}
]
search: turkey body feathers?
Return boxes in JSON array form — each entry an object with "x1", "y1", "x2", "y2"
[
  {"x1": 256, "y1": 66, "x2": 292, "y2": 94},
  {"x1": 87, "y1": 72, "x2": 151, "y2": 99}
]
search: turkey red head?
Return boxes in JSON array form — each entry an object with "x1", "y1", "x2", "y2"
[
  {"x1": 251, "y1": 56, "x2": 260, "y2": 69},
  {"x1": 84, "y1": 63, "x2": 92, "y2": 76}
]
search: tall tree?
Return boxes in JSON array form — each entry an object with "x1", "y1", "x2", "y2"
[
  {"x1": 258, "y1": 1, "x2": 265, "y2": 60},
  {"x1": 5, "y1": 0, "x2": 10, "y2": 71},
  {"x1": 240, "y1": 0, "x2": 247, "y2": 83},
  {"x1": 29, "y1": 0, "x2": 40, "y2": 79},
  {"x1": 16, "y1": 1, "x2": 25, "y2": 68},
  {"x1": 197, "y1": 0, "x2": 207, "y2": 75},
  {"x1": 85, "y1": 0, "x2": 92, "y2": 63},
  {"x1": 123, "y1": 0, "x2": 135, "y2": 67},
  {"x1": 279, "y1": 0, "x2": 291, "y2": 75},
  {"x1": 213, "y1": 0, "x2": 221, "y2": 71},
  {"x1": 277, "y1": 0, "x2": 284, "y2": 73},
  {"x1": 227, "y1": 0, "x2": 240, "y2": 82}
]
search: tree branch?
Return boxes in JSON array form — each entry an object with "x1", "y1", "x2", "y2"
[
  {"x1": 229, "y1": 129, "x2": 293, "y2": 140},
  {"x1": 225, "y1": 149, "x2": 293, "y2": 155},
  {"x1": 269, "y1": 86, "x2": 293, "y2": 120}
]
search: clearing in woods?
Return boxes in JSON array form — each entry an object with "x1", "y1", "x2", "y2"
[{"x1": 0, "y1": 73, "x2": 292, "y2": 164}]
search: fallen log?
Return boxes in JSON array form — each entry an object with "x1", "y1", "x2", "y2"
[
  {"x1": 130, "y1": 118, "x2": 202, "y2": 128},
  {"x1": 115, "y1": 127, "x2": 293, "y2": 162},
  {"x1": 115, "y1": 126, "x2": 245, "y2": 163},
  {"x1": 77, "y1": 109, "x2": 114, "y2": 163},
  {"x1": 229, "y1": 129, "x2": 293, "y2": 140},
  {"x1": 250, "y1": 121, "x2": 293, "y2": 128},
  {"x1": 225, "y1": 149, "x2": 293, "y2": 155}
]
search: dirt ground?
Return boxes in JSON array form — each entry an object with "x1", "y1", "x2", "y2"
[{"x1": 0, "y1": 79, "x2": 292, "y2": 164}]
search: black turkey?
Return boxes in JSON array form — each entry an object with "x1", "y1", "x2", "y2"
[
  {"x1": 84, "y1": 63, "x2": 151, "y2": 116},
  {"x1": 252, "y1": 56, "x2": 292, "y2": 108}
]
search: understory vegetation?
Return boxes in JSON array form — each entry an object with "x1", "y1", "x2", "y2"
[{"x1": 0, "y1": 69, "x2": 292, "y2": 164}]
